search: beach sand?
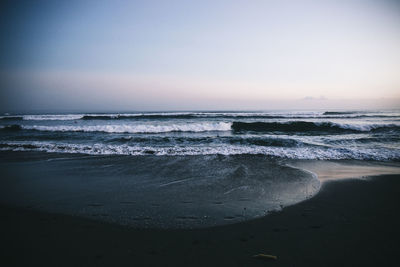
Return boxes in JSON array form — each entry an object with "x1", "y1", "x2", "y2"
[{"x1": 1, "y1": 168, "x2": 400, "y2": 266}]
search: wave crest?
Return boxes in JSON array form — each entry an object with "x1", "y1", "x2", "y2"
[
  {"x1": 21, "y1": 122, "x2": 232, "y2": 133},
  {"x1": 1, "y1": 141, "x2": 399, "y2": 160},
  {"x1": 231, "y1": 121, "x2": 399, "y2": 133}
]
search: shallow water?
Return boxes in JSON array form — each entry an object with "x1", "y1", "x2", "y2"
[{"x1": 0, "y1": 152, "x2": 320, "y2": 228}]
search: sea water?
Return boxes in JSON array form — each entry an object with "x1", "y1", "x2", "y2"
[
  {"x1": 0, "y1": 110, "x2": 399, "y2": 227},
  {"x1": 1, "y1": 110, "x2": 399, "y2": 160}
]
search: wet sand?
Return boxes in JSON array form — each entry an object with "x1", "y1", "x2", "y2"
[
  {"x1": 2, "y1": 172, "x2": 400, "y2": 266},
  {"x1": 287, "y1": 159, "x2": 400, "y2": 181}
]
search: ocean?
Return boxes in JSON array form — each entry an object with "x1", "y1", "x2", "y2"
[
  {"x1": 1, "y1": 110, "x2": 399, "y2": 160},
  {"x1": 0, "y1": 110, "x2": 399, "y2": 228}
]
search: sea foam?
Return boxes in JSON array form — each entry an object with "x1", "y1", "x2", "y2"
[
  {"x1": 1, "y1": 140, "x2": 399, "y2": 160},
  {"x1": 21, "y1": 122, "x2": 232, "y2": 133}
]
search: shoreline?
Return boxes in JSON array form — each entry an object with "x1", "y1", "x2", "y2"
[
  {"x1": 2, "y1": 172, "x2": 400, "y2": 266},
  {"x1": 287, "y1": 159, "x2": 400, "y2": 181}
]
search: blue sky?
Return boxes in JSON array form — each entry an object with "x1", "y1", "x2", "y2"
[{"x1": 1, "y1": 0, "x2": 399, "y2": 112}]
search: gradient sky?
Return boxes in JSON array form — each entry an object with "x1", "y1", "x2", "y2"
[{"x1": 1, "y1": 0, "x2": 399, "y2": 112}]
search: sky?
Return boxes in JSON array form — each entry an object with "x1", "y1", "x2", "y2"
[{"x1": 0, "y1": 0, "x2": 399, "y2": 112}]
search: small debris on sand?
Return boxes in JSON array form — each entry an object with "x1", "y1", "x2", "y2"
[{"x1": 253, "y1": 253, "x2": 278, "y2": 260}]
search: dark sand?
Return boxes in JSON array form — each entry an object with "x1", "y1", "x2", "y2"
[{"x1": 1, "y1": 173, "x2": 400, "y2": 267}]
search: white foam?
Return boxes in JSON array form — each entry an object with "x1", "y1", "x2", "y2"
[
  {"x1": 22, "y1": 115, "x2": 84, "y2": 120},
  {"x1": 1, "y1": 141, "x2": 399, "y2": 160},
  {"x1": 318, "y1": 121, "x2": 399, "y2": 131},
  {"x1": 22, "y1": 122, "x2": 232, "y2": 133}
]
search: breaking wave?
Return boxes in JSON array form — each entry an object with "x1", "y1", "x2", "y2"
[
  {"x1": 2, "y1": 121, "x2": 399, "y2": 134},
  {"x1": 231, "y1": 121, "x2": 400, "y2": 133},
  {"x1": 18, "y1": 122, "x2": 232, "y2": 133},
  {"x1": 0, "y1": 141, "x2": 399, "y2": 160}
]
